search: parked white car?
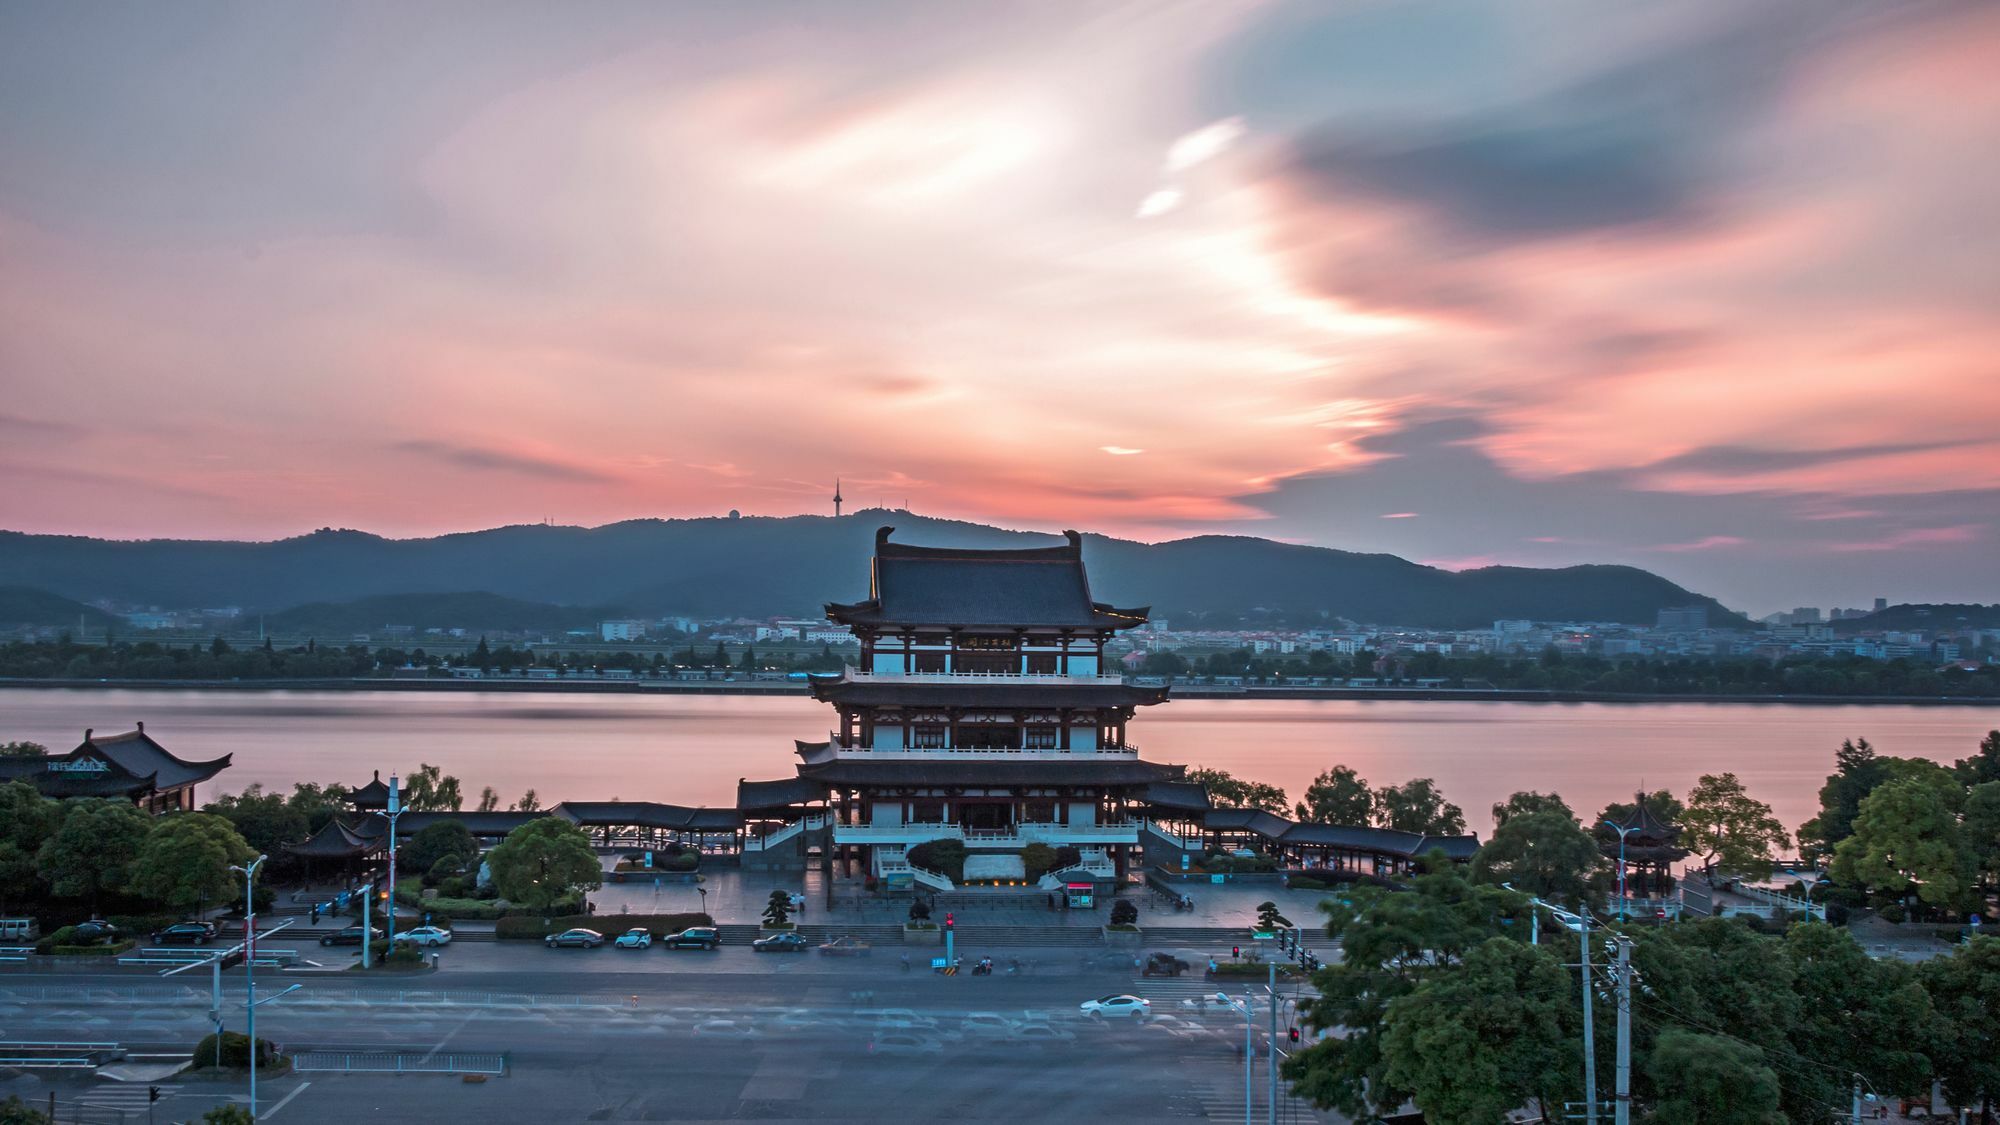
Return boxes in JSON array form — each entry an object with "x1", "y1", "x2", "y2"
[
  {"x1": 393, "y1": 926, "x2": 452, "y2": 947},
  {"x1": 1078, "y1": 994, "x2": 1151, "y2": 1019}
]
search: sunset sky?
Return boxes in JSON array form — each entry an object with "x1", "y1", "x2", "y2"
[{"x1": 2, "y1": 1, "x2": 1996, "y2": 613}]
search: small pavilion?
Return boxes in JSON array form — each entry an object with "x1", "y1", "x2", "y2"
[{"x1": 1600, "y1": 792, "x2": 1689, "y2": 904}]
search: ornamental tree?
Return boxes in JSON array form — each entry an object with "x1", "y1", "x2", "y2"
[
  {"x1": 129, "y1": 813, "x2": 257, "y2": 914},
  {"x1": 202, "y1": 784, "x2": 308, "y2": 857},
  {"x1": 763, "y1": 890, "x2": 791, "y2": 927},
  {"x1": 1681, "y1": 772, "x2": 1789, "y2": 880},
  {"x1": 403, "y1": 820, "x2": 479, "y2": 877},
  {"x1": 486, "y1": 817, "x2": 602, "y2": 915},
  {"x1": 1490, "y1": 790, "x2": 1575, "y2": 829},
  {"x1": 37, "y1": 797, "x2": 150, "y2": 909}
]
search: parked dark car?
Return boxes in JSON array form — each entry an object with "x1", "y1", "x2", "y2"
[
  {"x1": 752, "y1": 932, "x2": 807, "y2": 953},
  {"x1": 661, "y1": 927, "x2": 720, "y2": 950},
  {"x1": 70, "y1": 921, "x2": 120, "y2": 944},
  {"x1": 545, "y1": 928, "x2": 606, "y2": 949},
  {"x1": 153, "y1": 923, "x2": 215, "y2": 946},
  {"x1": 318, "y1": 926, "x2": 383, "y2": 947}
]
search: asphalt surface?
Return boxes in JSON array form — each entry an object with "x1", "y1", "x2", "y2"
[{"x1": 0, "y1": 951, "x2": 1331, "y2": 1123}]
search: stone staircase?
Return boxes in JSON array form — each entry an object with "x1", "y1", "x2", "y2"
[{"x1": 1134, "y1": 925, "x2": 1263, "y2": 948}]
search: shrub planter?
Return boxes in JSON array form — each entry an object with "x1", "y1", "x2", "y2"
[
  {"x1": 760, "y1": 922, "x2": 796, "y2": 932},
  {"x1": 902, "y1": 924, "x2": 942, "y2": 946},
  {"x1": 1102, "y1": 925, "x2": 1143, "y2": 947}
]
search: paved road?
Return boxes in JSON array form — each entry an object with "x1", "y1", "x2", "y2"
[{"x1": 0, "y1": 959, "x2": 1332, "y2": 1123}]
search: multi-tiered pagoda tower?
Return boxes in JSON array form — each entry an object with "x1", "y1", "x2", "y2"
[{"x1": 737, "y1": 527, "x2": 1199, "y2": 901}]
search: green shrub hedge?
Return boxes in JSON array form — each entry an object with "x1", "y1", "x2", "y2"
[
  {"x1": 494, "y1": 912, "x2": 711, "y2": 940},
  {"x1": 191, "y1": 1031, "x2": 281, "y2": 1070},
  {"x1": 394, "y1": 878, "x2": 574, "y2": 919},
  {"x1": 51, "y1": 939, "x2": 135, "y2": 956}
]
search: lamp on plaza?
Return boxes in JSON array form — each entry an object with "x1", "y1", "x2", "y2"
[
  {"x1": 385, "y1": 773, "x2": 403, "y2": 947},
  {"x1": 228, "y1": 854, "x2": 267, "y2": 1120},
  {"x1": 1213, "y1": 990, "x2": 1256, "y2": 1125},
  {"x1": 1601, "y1": 820, "x2": 1638, "y2": 922}
]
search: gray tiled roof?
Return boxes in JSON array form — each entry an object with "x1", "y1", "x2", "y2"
[
  {"x1": 826, "y1": 527, "x2": 1147, "y2": 629},
  {"x1": 1204, "y1": 807, "x2": 1480, "y2": 860},
  {"x1": 553, "y1": 801, "x2": 742, "y2": 831},
  {"x1": 73, "y1": 728, "x2": 231, "y2": 789}
]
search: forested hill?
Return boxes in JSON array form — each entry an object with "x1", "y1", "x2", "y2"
[
  {"x1": 1830, "y1": 604, "x2": 2000, "y2": 634},
  {"x1": 262, "y1": 592, "x2": 618, "y2": 637},
  {"x1": 0, "y1": 513, "x2": 1747, "y2": 630},
  {"x1": 0, "y1": 585, "x2": 120, "y2": 630}
]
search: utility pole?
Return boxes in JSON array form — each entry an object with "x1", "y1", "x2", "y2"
[
  {"x1": 1851, "y1": 1075, "x2": 1861, "y2": 1124},
  {"x1": 229, "y1": 854, "x2": 267, "y2": 1121},
  {"x1": 385, "y1": 773, "x2": 402, "y2": 948},
  {"x1": 1243, "y1": 990, "x2": 1254, "y2": 1125},
  {"x1": 1267, "y1": 960, "x2": 1278, "y2": 1125},
  {"x1": 1614, "y1": 935, "x2": 1633, "y2": 1125},
  {"x1": 1580, "y1": 915, "x2": 1598, "y2": 1125}
]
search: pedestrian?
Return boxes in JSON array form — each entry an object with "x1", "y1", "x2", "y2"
[
  {"x1": 310, "y1": 904, "x2": 319, "y2": 924},
  {"x1": 1208, "y1": 956, "x2": 1218, "y2": 976}
]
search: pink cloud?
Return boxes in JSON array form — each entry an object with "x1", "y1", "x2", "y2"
[
  {"x1": 1830, "y1": 525, "x2": 1982, "y2": 553},
  {"x1": 1645, "y1": 536, "x2": 1747, "y2": 553}
]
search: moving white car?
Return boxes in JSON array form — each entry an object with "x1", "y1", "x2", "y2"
[
  {"x1": 393, "y1": 926, "x2": 452, "y2": 947},
  {"x1": 1078, "y1": 994, "x2": 1151, "y2": 1020}
]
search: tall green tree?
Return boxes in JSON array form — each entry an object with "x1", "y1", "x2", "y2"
[
  {"x1": 1471, "y1": 809, "x2": 1604, "y2": 911},
  {"x1": 37, "y1": 798, "x2": 150, "y2": 909},
  {"x1": 1798, "y1": 738, "x2": 1894, "y2": 863},
  {"x1": 1832, "y1": 771, "x2": 1976, "y2": 908},
  {"x1": 1283, "y1": 861, "x2": 1531, "y2": 1118},
  {"x1": 1186, "y1": 767, "x2": 1288, "y2": 814},
  {"x1": 1382, "y1": 938, "x2": 1577, "y2": 1125},
  {"x1": 1294, "y1": 765, "x2": 1374, "y2": 825},
  {"x1": 486, "y1": 817, "x2": 601, "y2": 915},
  {"x1": 1644, "y1": 1030, "x2": 1785, "y2": 1124},
  {"x1": 403, "y1": 820, "x2": 479, "y2": 876},
  {"x1": 1954, "y1": 730, "x2": 2000, "y2": 788},
  {"x1": 129, "y1": 813, "x2": 256, "y2": 914},
  {"x1": 284, "y1": 782, "x2": 350, "y2": 833},
  {"x1": 0, "y1": 741, "x2": 48, "y2": 758},
  {"x1": 1376, "y1": 777, "x2": 1466, "y2": 836},
  {"x1": 401, "y1": 763, "x2": 464, "y2": 812},
  {"x1": 1596, "y1": 789, "x2": 1685, "y2": 835},
  {"x1": 476, "y1": 786, "x2": 499, "y2": 813},
  {"x1": 203, "y1": 784, "x2": 309, "y2": 856},
  {"x1": 1681, "y1": 773, "x2": 1789, "y2": 879},
  {"x1": 0, "y1": 781, "x2": 57, "y2": 911},
  {"x1": 1781, "y1": 923, "x2": 1936, "y2": 1112},
  {"x1": 1963, "y1": 782, "x2": 2000, "y2": 894},
  {"x1": 1919, "y1": 936, "x2": 2000, "y2": 1120},
  {"x1": 1491, "y1": 790, "x2": 1574, "y2": 829}
]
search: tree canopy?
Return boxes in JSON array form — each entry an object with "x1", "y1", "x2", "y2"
[
  {"x1": 1294, "y1": 765, "x2": 1374, "y2": 825},
  {"x1": 1832, "y1": 769, "x2": 1977, "y2": 909},
  {"x1": 1471, "y1": 807, "x2": 1603, "y2": 911},
  {"x1": 1186, "y1": 766, "x2": 1288, "y2": 814},
  {"x1": 1681, "y1": 772, "x2": 1788, "y2": 879},
  {"x1": 485, "y1": 817, "x2": 601, "y2": 914},
  {"x1": 129, "y1": 813, "x2": 257, "y2": 913},
  {"x1": 1376, "y1": 777, "x2": 1467, "y2": 836},
  {"x1": 37, "y1": 797, "x2": 150, "y2": 908}
]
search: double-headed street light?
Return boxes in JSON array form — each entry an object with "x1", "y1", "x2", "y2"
[
  {"x1": 228, "y1": 854, "x2": 267, "y2": 1120},
  {"x1": 1601, "y1": 820, "x2": 1638, "y2": 921}
]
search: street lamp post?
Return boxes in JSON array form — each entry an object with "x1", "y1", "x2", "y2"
[
  {"x1": 384, "y1": 773, "x2": 403, "y2": 948},
  {"x1": 1212, "y1": 991, "x2": 1255, "y2": 1125},
  {"x1": 228, "y1": 855, "x2": 267, "y2": 1120},
  {"x1": 1601, "y1": 821, "x2": 1638, "y2": 921}
]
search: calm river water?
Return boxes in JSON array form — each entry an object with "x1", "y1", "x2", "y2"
[{"x1": 6, "y1": 688, "x2": 1995, "y2": 836}]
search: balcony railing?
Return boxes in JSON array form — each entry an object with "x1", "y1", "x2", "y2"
[
  {"x1": 826, "y1": 731, "x2": 1139, "y2": 759},
  {"x1": 843, "y1": 665, "x2": 1126, "y2": 684},
  {"x1": 833, "y1": 820, "x2": 1141, "y2": 847}
]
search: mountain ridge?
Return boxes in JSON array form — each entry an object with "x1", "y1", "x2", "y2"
[{"x1": 0, "y1": 512, "x2": 1748, "y2": 630}]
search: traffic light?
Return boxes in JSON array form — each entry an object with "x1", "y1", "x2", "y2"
[
  {"x1": 148, "y1": 1086, "x2": 161, "y2": 1103},
  {"x1": 944, "y1": 912, "x2": 954, "y2": 930},
  {"x1": 1232, "y1": 945, "x2": 1240, "y2": 959},
  {"x1": 1287, "y1": 1027, "x2": 1300, "y2": 1044}
]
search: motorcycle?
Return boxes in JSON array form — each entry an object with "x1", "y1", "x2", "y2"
[{"x1": 970, "y1": 958, "x2": 994, "y2": 976}]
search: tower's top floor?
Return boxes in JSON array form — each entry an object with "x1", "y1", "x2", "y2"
[{"x1": 825, "y1": 526, "x2": 1150, "y2": 634}]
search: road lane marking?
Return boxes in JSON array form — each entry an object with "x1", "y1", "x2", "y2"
[{"x1": 263, "y1": 1080, "x2": 311, "y2": 1118}]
